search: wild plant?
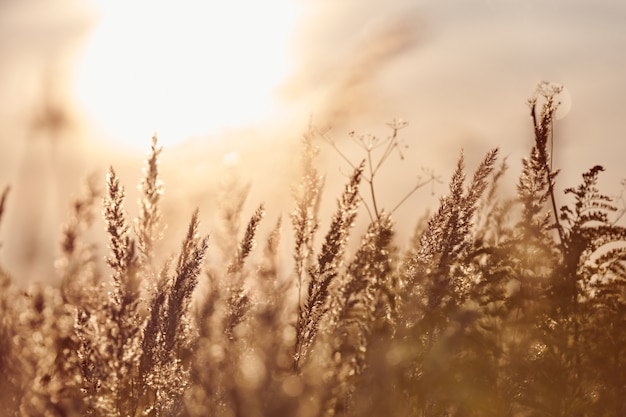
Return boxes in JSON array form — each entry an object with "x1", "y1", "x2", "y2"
[
  {"x1": 323, "y1": 213, "x2": 397, "y2": 416},
  {"x1": 319, "y1": 119, "x2": 438, "y2": 220},
  {"x1": 66, "y1": 135, "x2": 210, "y2": 417},
  {"x1": 135, "y1": 134, "x2": 165, "y2": 270},
  {"x1": 8, "y1": 284, "x2": 83, "y2": 416},
  {"x1": 1, "y1": 85, "x2": 626, "y2": 417},
  {"x1": 518, "y1": 82, "x2": 563, "y2": 246},
  {"x1": 294, "y1": 160, "x2": 364, "y2": 370},
  {"x1": 405, "y1": 148, "x2": 499, "y2": 320},
  {"x1": 57, "y1": 175, "x2": 101, "y2": 306},
  {"x1": 224, "y1": 203, "x2": 264, "y2": 339},
  {"x1": 140, "y1": 209, "x2": 209, "y2": 416},
  {"x1": 291, "y1": 128, "x2": 325, "y2": 312},
  {"x1": 213, "y1": 171, "x2": 252, "y2": 261},
  {"x1": 395, "y1": 148, "x2": 499, "y2": 415},
  {"x1": 187, "y1": 192, "x2": 266, "y2": 417}
]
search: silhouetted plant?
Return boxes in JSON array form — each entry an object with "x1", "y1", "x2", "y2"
[
  {"x1": 294, "y1": 160, "x2": 364, "y2": 370},
  {"x1": 1, "y1": 85, "x2": 626, "y2": 417},
  {"x1": 319, "y1": 119, "x2": 438, "y2": 220}
]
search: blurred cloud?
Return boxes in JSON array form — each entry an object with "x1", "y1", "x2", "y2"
[{"x1": 282, "y1": 0, "x2": 427, "y2": 129}]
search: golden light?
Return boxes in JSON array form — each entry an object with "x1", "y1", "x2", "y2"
[{"x1": 74, "y1": 0, "x2": 302, "y2": 149}]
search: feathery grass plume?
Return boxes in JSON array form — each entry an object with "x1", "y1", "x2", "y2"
[
  {"x1": 138, "y1": 259, "x2": 170, "y2": 383},
  {"x1": 166, "y1": 209, "x2": 209, "y2": 354},
  {"x1": 187, "y1": 202, "x2": 269, "y2": 417},
  {"x1": 472, "y1": 158, "x2": 514, "y2": 248},
  {"x1": 215, "y1": 175, "x2": 252, "y2": 259},
  {"x1": 255, "y1": 214, "x2": 293, "y2": 343},
  {"x1": 139, "y1": 210, "x2": 208, "y2": 416},
  {"x1": 228, "y1": 203, "x2": 265, "y2": 275},
  {"x1": 187, "y1": 214, "x2": 298, "y2": 417},
  {"x1": 494, "y1": 86, "x2": 565, "y2": 301},
  {"x1": 292, "y1": 128, "x2": 325, "y2": 310},
  {"x1": 57, "y1": 175, "x2": 101, "y2": 306},
  {"x1": 324, "y1": 213, "x2": 396, "y2": 416},
  {"x1": 102, "y1": 169, "x2": 141, "y2": 412},
  {"x1": 222, "y1": 206, "x2": 265, "y2": 343},
  {"x1": 256, "y1": 215, "x2": 285, "y2": 316},
  {"x1": 294, "y1": 160, "x2": 364, "y2": 370},
  {"x1": 135, "y1": 134, "x2": 165, "y2": 268},
  {"x1": 438, "y1": 88, "x2": 567, "y2": 416},
  {"x1": 83, "y1": 166, "x2": 144, "y2": 416},
  {"x1": 195, "y1": 177, "x2": 256, "y2": 346},
  {"x1": 410, "y1": 148, "x2": 498, "y2": 277},
  {"x1": 519, "y1": 81, "x2": 563, "y2": 242},
  {"x1": 55, "y1": 177, "x2": 105, "y2": 415},
  {"x1": 137, "y1": 260, "x2": 177, "y2": 416},
  {"x1": 258, "y1": 216, "x2": 282, "y2": 282},
  {"x1": 255, "y1": 216, "x2": 291, "y2": 347},
  {"x1": 4, "y1": 86, "x2": 626, "y2": 416},
  {"x1": 398, "y1": 149, "x2": 498, "y2": 415},
  {"x1": 104, "y1": 166, "x2": 140, "y2": 305},
  {"x1": 496, "y1": 86, "x2": 566, "y2": 292},
  {"x1": 252, "y1": 217, "x2": 310, "y2": 416},
  {"x1": 9, "y1": 285, "x2": 84, "y2": 416},
  {"x1": 215, "y1": 216, "x2": 315, "y2": 417},
  {"x1": 187, "y1": 176, "x2": 255, "y2": 415},
  {"x1": 0, "y1": 268, "x2": 19, "y2": 416}
]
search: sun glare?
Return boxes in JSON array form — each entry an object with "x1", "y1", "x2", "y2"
[{"x1": 74, "y1": 1, "x2": 301, "y2": 149}]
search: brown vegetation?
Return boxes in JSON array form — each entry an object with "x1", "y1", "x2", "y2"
[{"x1": 1, "y1": 85, "x2": 625, "y2": 416}]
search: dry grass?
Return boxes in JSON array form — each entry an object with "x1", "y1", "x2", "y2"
[{"x1": 0, "y1": 85, "x2": 626, "y2": 416}]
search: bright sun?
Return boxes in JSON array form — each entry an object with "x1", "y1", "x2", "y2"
[{"x1": 74, "y1": 0, "x2": 301, "y2": 149}]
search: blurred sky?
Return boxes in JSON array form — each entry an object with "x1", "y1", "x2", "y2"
[{"x1": 1, "y1": 0, "x2": 626, "y2": 281}]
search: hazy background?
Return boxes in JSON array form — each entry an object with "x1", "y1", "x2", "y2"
[{"x1": 1, "y1": 0, "x2": 625, "y2": 282}]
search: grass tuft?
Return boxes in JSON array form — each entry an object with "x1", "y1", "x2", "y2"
[{"x1": 1, "y1": 85, "x2": 626, "y2": 416}]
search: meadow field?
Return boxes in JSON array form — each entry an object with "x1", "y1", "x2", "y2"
[{"x1": 1, "y1": 84, "x2": 625, "y2": 416}]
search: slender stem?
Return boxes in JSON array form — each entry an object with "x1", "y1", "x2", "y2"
[
  {"x1": 390, "y1": 177, "x2": 436, "y2": 216},
  {"x1": 320, "y1": 123, "x2": 424, "y2": 220},
  {"x1": 366, "y1": 150, "x2": 380, "y2": 219},
  {"x1": 368, "y1": 179, "x2": 379, "y2": 220},
  {"x1": 375, "y1": 127, "x2": 399, "y2": 173},
  {"x1": 359, "y1": 192, "x2": 375, "y2": 222},
  {"x1": 532, "y1": 101, "x2": 565, "y2": 250},
  {"x1": 550, "y1": 117, "x2": 554, "y2": 173},
  {"x1": 331, "y1": 142, "x2": 358, "y2": 170},
  {"x1": 545, "y1": 114, "x2": 566, "y2": 250},
  {"x1": 547, "y1": 168, "x2": 565, "y2": 247}
]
